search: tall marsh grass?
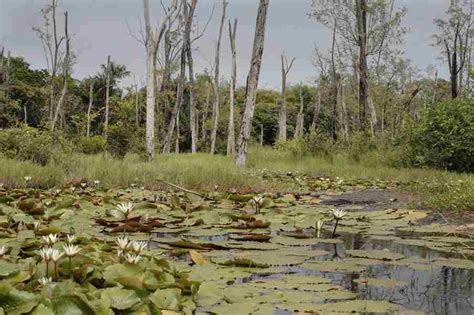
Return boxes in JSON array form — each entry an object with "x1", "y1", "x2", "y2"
[{"x1": 1, "y1": 146, "x2": 472, "y2": 211}]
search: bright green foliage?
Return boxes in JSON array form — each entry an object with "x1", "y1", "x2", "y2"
[
  {"x1": 0, "y1": 126, "x2": 52, "y2": 165},
  {"x1": 402, "y1": 100, "x2": 473, "y2": 172},
  {"x1": 77, "y1": 136, "x2": 106, "y2": 154}
]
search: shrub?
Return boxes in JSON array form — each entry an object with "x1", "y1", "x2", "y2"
[
  {"x1": 400, "y1": 100, "x2": 473, "y2": 172},
  {"x1": 304, "y1": 130, "x2": 335, "y2": 160},
  {"x1": 0, "y1": 126, "x2": 52, "y2": 165},
  {"x1": 77, "y1": 136, "x2": 106, "y2": 154},
  {"x1": 275, "y1": 138, "x2": 307, "y2": 157},
  {"x1": 106, "y1": 123, "x2": 133, "y2": 159}
]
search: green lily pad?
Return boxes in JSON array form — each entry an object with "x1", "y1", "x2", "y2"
[{"x1": 100, "y1": 288, "x2": 141, "y2": 310}]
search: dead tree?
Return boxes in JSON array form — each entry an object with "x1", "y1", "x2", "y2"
[
  {"x1": 143, "y1": 0, "x2": 178, "y2": 161},
  {"x1": 356, "y1": 0, "x2": 369, "y2": 132},
  {"x1": 162, "y1": 3, "x2": 187, "y2": 154},
  {"x1": 210, "y1": 0, "x2": 228, "y2": 154},
  {"x1": 227, "y1": 18, "x2": 238, "y2": 155},
  {"x1": 310, "y1": 80, "x2": 322, "y2": 131},
  {"x1": 51, "y1": 11, "x2": 70, "y2": 133},
  {"x1": 133, "y1": 76, "x2": 139, "y2": 128},
  {"x1": 86, "y1": 82, "x2": 94, "y2": 137},
  {"x1": 235, "y1": 0, "x2": 269, "y2": 166},
  {"x1": 294, "y1": 83, "x2": 305, "y2": 138},
  {"x1": 104, "y1": 55, "x2": 111, "y2": 139},
  {"x1": 277, "y1": 53, "x2": 295, "y2": 141},
  {"x1": 186, "y1": 0, "x2": 198, "y2": 153}
]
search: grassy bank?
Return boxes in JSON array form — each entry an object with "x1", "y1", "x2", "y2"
[{"x1": 0, "y1": 147, "x2": 472, "y2": 211}]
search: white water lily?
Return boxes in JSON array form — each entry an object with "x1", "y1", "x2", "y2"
[
  {"x1": 0, "y1": 245, "x2": 8, "y2": 257},
  {"x1": 24, "y1": 176, "x2": 32, "y2": 181},
  {"x1": 63, "y1": 244, "x2": 81, "y2": 257},
  {"x1": 116, "y1": 202, "x2": 135, "y2": 219},
  {"x1": 66, "y1": 234, "x2": 76, "y2": 244},
  {"x1": 50, "y1": 249, "x2": 63, "y2": 262},
  {"x1": 130, "y1": 241, "x2": 147, "y2": 254},
  {"x1": 39, "y1": 248, "x2": 53, "y2": 261},
  {"x1": 124, "y1": 253, "x2": 142, "y2": 264},
  {"x1": 38, "y1": 277, "x2": 53, "y2": 286},
  {"x1": 116, "y1": 236, "x2": 130, "y2": 250},
  {"x1": 93, "y1": 180, "x2": 100, "y2": 186},
  {"x1": 331, "y1": 209, "x2": 347, "y2": 220},
  {"x1": 42, "y1": 233, "x2": 59, "y2": 246}
]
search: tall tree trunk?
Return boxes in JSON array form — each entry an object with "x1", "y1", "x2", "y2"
[
  {"x1": 134, "y1": 81, "x2": 139, "y2": 128},
  {"x1": 278, "y1": 54, "x2": 295, "y2": 141},
  {"x1": 143, "y1": 0, "x2": 177, "y2": 161},
  {"x1": 227, "y1": 18, "x2": 237, "y2": 155},
  {"x1": 432, "y1": 69, "x2": 438, "y2": 105},
  {"x1": 235, "y1": 0, "x2": 269, "y2": 166},
  {"x1": 104, "y1": 55, "x2": 111, "y2": 139},
  {"x1": 330, "y1": 21, "x2": 338, "y2": 141},
  {"x1": 163, "y1": 36, "x2": 186, "y2": 154},
  {"x1": 175, "y1": 109, "x2": 180, "y2": 153},
  {"x1": 451, "y1": 46, "x2": 459, "y2": 99},
  {"x1": 86, "y1": 82, "x2": 94, "y2": 137},
  {"x1": 51, "y1": 11, "x2": 69, "y2": 134},
  {"x1": 260, "y1": 123, "x2": 264, "y2": 146},
  {"x1": 186, "y1": 0, "x2": 198, "y2": 153},
  {"x1": 210, "y1": 0, "x2": 228, "y2": 154},
  {"x1": 294, "y1": 83, "x2": 304, "y2": 138},
  {"x1": 201, "y1": 82, "x2": 211, "y2": 143},
  {"x1": 310, "y1": 86, "x2": 321, "y2": 131},
  {"x1": 356, "y1": 0, "x2": 369, "y2": 132}
]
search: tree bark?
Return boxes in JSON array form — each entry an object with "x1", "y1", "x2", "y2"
[
  {"x1": 186, "y1": 0, "x2": 198, "y2": 153},
  {"x1": 356, "y1": 0, "x2": 369, "y2": 132},
  {"x1": 227, "y1": 18, "x2": 237, "y2": 155},
  {"x1": 104, "y1": 55, "x2": 111, "y2": 139},
  {"x1": 235, "y1": 0, "x2": 269, "y2": 166},
  {"x1": 210, "y1": 0, "x2": 228, "y2": 154},
  {"x1": 201, "y1": 81, "x2": 211, "y2": 142},
  {"x1": 277, "y1": 54, "x2": 295, "y2": 141},
  {"x1": 294, "y1": 83, "x2": 304, "y2": 138},
  {"x1": 143, "y1": 0, "x2": 177, "y2": 161},
  {"x1": 310, "y1": 86, "x2": 321, "y2": 131},
  {"x1": 86, "y1": 82, "x2": 94, "y2": 137},
  {"x1": 51, "y1": 11, "x2": 69, "y2": 134}
]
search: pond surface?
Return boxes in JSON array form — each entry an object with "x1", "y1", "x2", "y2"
[{"x1": 1, "y1": 184, "x2": 474, "y2": 314}]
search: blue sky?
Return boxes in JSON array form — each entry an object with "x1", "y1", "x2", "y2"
[{"x1": 1, "y1": 0, "x2": 450, "y2": 89}]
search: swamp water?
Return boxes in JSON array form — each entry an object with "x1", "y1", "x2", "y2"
[{"x1": 1, "y1": 186, "x2": 474, "y2": 314}]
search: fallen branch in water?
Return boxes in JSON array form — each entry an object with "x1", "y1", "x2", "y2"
[{"x1": 156, "y1": 178, "x2": 213, "y2": 200}]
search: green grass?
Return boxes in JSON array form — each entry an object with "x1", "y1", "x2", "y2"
[{"x1": 1, "y1": 146, "x2": 472, "y2": 211}]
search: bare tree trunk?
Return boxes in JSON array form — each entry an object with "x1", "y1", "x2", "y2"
[
  {"x1": 356, "y1": 0, "x2": 369, "y2": 132},
  {"x1": 210, "y1": 0, "x2": 228, "y2": 154},
  {"x1": 163, "y1": 43, "x2": 186, "y2": 153},
  {"x1": 368, "y1": 97, "x2": 377, "y2": 135},
  {"x1": 294, "y1": 83, "x2": 304, "y2": 138},
  {"x1": 86, "y1": 82, "x2": 94, "y2": 137},
  {"x1": 51, "y1": 11, "x2": 69, "y2": 134},
  {"x1": 186, "y1": 0, "x2": 198, "y2": 153},
  {"x1": 143, "y1": 0, "x2": 177, "y2": 161},
  {"x1": 201, "y1": 82, "x2": 211, "y2": 142},
  {"x1": 104, "y1": 55, "x2": 111, "y2": 139},
  {"x1": 227, "y1": 18, "x2": 237, "y2": 155},
  {"x1": 235, "y1": 0, "x2": 269, "y2": 166},
  {"x1": 432, "y1": 69, "x2": 438, "y2": 105},
  {"x1": 278, "y1": 54, "x2": 295, "y2": 141},
  {"x1": 260, "y1": 123, "x2": 264, "y2": 146},
  {"x1": 134, "y1": 77, "x2": 139, "y2": 128},
  {"x1": 163, "y1": 2, "x2": 188, "y2": 154},
  {"x1": 175, "y1": 109, "x2": 180, "y2": 153},
  {"x1": 339, "y1": 81, "x2": 349, "y2": 139},
  {"x1": 330, "y1": 21, "x2": 338, "y2": 140},
  {"x1": 23, "y1": 106, "x2": 27, "y2": 124},
  {"x1": 310, "y1": 86, "x2": 321, "y2": 131}
]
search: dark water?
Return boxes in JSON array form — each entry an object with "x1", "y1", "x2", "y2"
[{"x1": 152, "y1": 230, "x2": 474, "y2": 314}]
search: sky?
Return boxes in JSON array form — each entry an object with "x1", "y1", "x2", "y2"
[{"x1": 0, "y1": 0, "x2": 450, "y2": 90}]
